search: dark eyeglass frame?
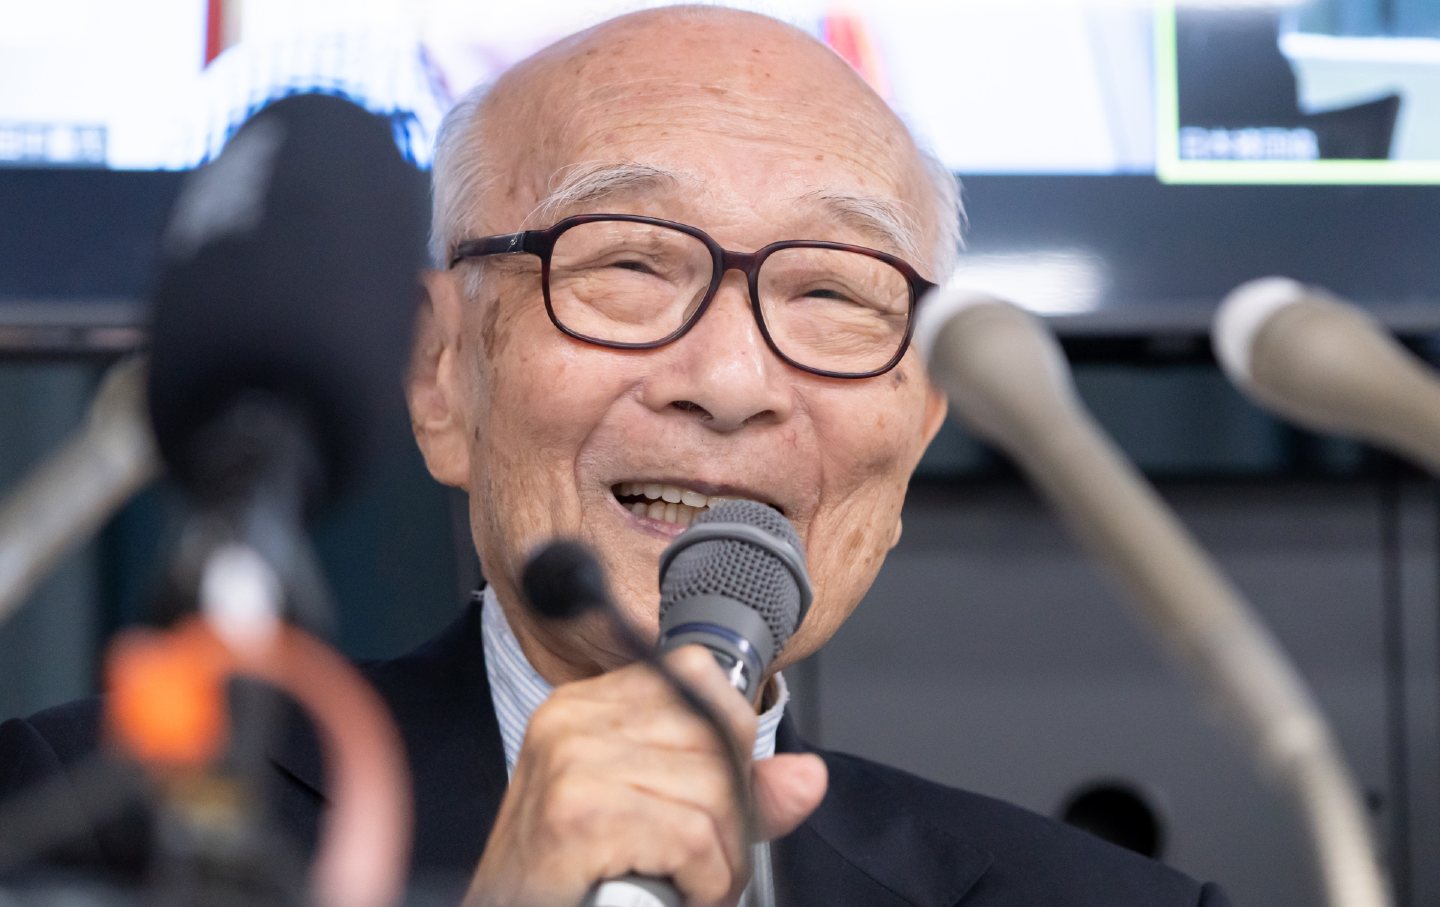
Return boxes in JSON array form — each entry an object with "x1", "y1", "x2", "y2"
[{"x1": 447, "y1": 213, "x2": 937, "y2": 379}]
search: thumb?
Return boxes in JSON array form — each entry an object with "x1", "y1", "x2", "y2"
[{"x1": 751, "y1": 753, "x2": 828, "y2": 840}]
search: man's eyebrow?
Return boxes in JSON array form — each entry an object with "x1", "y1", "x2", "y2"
[
  {"x1": 526, "y1": 162, "x2": 688, "y2": 228},
  {"x1": 525, "y1": 167, "x2": 926, "y2": 266},
  {"x1": 799, "y1": 190, "x2": 926, "y2": 265}
]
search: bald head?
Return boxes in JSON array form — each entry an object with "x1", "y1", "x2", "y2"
[{"x1": 430, "y1": 5, "x2": 959, "y2": 277}]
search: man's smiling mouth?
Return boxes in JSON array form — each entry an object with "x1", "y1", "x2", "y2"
[
  {"x1": 611, "y1": 482, "x2": 742, "y2": 528},
  {"x1": 611, "y1": 481, "x2": 790, "y2": 529}
]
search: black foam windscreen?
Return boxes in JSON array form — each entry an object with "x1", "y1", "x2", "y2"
[
  {"x1": 659, "y1": 500, "x2": 808, "y2": 658},
  {"x1": 522, "y1": 539, "x2": 612, "y2": 621},
  {"x1": 146, "y1": 93, "x2": 428, "y2": 508}
]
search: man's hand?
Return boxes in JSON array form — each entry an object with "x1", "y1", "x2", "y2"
[{"x1": 463, "y1": 646, "x2": 828, "y2": 907}]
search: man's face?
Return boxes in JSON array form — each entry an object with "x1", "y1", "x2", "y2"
[{"x1": 416, "y1": 13, "x2": 947, "y2": 680}]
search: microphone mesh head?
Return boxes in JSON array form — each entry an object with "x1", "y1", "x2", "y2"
[{"x1": 659, "y1": 500, "x2": 807, "y2": 657}]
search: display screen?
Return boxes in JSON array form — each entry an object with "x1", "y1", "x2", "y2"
[{"x1": 1159, "y1": 1, "x2": 1440, "y2": 183}]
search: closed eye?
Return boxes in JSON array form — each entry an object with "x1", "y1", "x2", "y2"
[{"x1": 612, "y1": 259, "x2": 656, "y2": 273}]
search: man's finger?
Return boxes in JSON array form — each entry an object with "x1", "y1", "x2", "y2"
[{"x1": 751, "y1": 753, "x2": 828, "y2": 840}]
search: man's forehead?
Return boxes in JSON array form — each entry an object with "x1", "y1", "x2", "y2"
[
  {"x1": 542, "y1": 9, "x2": 845, "y2": 95},
  {"x1": 480, "y1": 10, "x2": 929, "y2": 237}
]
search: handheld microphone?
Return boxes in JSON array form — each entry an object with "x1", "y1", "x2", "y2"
[
  {"x1": 545, "y1": 501, "x2": 807, "y2": 907},
  {"x1": 523, "y1": 502, "x2": 813, "y2": 698},
  {"x1": 914, "y1": 287, "x2": 1390, "y2": 907},
  {"x1": 1213, "y1": 276, "x2": 1440, "y2": 474},
  {"x1": 146, "y1": 92, "x2": 428, "y2": 518}
]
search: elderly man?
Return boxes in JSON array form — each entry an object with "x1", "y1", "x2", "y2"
[
  {"x1": 403, "y1": 6, "x2": 1228, "y2": 906},
  {"x1": 0, "y1": 6, "x2": 1230, "y2": 906}
]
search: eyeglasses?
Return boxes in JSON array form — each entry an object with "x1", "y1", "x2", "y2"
[{"x1": 447, "y1": 214, "x2": 936, "y2": 379}]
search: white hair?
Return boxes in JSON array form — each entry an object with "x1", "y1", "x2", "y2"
[
  {"x1": 920, "y1": 148, "x2": 964, "y2": 281},
  {"x1": 429, "y1": 83, "x2": 495, "y2": 270},
  {"x1": 429, "y1": 82, "x2": 965, "y2": 283}
]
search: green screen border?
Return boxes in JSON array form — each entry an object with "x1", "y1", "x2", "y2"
[{"x1": 1152, "y1": 3, "x2": 1440, "y2": 185}]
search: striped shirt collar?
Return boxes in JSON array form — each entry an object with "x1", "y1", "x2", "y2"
[{"x1": 478, "y1": 585, "x2": 790, "y2": 776}]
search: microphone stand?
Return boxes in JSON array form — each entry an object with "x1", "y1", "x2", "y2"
[
  {"x1": 132, "y1": 397, "x2": 411, "y2": 907},
  {"x1": 0, "y1": 393, "x2": 415, "y2": 907}
]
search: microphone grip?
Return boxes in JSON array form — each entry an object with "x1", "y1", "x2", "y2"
[
  {"x1": 581, "y1": 876, "x2": 683, "y2": 907},
  {"x1": 657, "y1": 594, "x2": 775, "y2": 702},
  {"x1": 567, "y1": 601, "x2": 756, "y2": 907}
]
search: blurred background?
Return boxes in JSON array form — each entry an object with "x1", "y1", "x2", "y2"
[{"x1": 3, "y1": 0, "x2": 1439, "y2": 903}]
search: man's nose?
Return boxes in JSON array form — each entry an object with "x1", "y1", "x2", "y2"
[{"x1": 640, "y1": 273, "x2": 793, "y2": 432}]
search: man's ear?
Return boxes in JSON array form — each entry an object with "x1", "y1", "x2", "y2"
[
  {"x1": 892, "y1": 382, "x2": 949, "y2": 551},
  {"x1": 921, "y1": 381, "x2": 948, "y2": 450},
  {"x1": 407, "y1": 269, "x2": 472, "y2": 488}
]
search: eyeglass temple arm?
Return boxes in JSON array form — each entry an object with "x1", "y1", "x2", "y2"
[{"x1": 447, "y1": 231, "x2": 539, "y2": 269}]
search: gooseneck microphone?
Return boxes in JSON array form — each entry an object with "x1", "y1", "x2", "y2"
[
  {"x1": 524, "y1": 501, "x2": 809, "y2": 907},
  {"x1": 1214, "y1": 276, "x2": 1440, "y2": 475},
  {"x1": 914, "y1": 288, "x2": 1391, "y2": 907}
]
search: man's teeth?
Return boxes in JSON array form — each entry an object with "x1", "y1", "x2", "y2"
[{"x1": 616, "y1": 482, "x2": 738, "y2": 528}]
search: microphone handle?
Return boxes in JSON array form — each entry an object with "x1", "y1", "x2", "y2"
[
  {"x1": 582, "y1": 875, "x2": 683, "y2": 907},
  {"x1": 580, "y1": 610, "x2": 759, "y2": 907}
]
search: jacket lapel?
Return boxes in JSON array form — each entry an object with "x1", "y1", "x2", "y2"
[{"x1": 773, "y1": 719, "x2": 991, "y2": 907}]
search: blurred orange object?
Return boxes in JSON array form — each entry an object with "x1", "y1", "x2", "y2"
[
  {"x1": 105, "y1": 620, "x2": 230, "y2": 770},
  {"x1": 102, "y1": 612, "x2": 411, "y2": 907}
]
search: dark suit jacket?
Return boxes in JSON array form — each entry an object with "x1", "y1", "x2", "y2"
[{"x1": 0, "y1": 601, "x2": 1230, "y2": 905}]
